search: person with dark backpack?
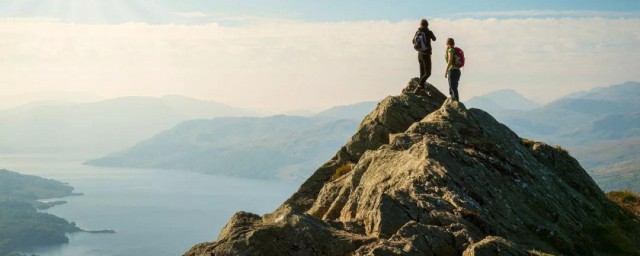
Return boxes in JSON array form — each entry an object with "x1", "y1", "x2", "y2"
[
  {"x1": 412, "y1": 19, "x2": 436, "y2": 93},
  {"x1": 445, "y1": 38, "x2": 465, "y2": 101}
]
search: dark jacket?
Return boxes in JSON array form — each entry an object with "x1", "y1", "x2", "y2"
[{"x1": 413, "y1": 27, "x2": 436, "y2": 54}]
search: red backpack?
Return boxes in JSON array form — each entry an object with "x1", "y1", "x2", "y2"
[{"x1": 453, "y1": 47, "x2": 465, "y2": 68}]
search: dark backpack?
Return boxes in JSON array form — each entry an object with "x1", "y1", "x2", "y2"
[{"x1": 413, "y1": 31, "x2": 430, "y2": 52}]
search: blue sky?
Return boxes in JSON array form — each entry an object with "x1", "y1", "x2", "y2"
[{"x1": 2, "y1": 0, "x2": 640, "y2": 24}]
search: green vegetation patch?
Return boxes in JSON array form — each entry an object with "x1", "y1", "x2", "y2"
[
  {"x1": 0, "y1": 200, "x2": 79, "y2": 255},
  {"x1": 584, "y1": 222, "x2": 640, "y2": 256},
  {"x1": 570, "y1": 190, "x2": 640, "y2": 256},
  {"x1": 0, "y1": 169, "x2": 80, "y2": 255}
]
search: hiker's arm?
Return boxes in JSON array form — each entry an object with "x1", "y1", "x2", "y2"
[{"x1": 430, "y1": 32, "x2": 436, "y2": 41}]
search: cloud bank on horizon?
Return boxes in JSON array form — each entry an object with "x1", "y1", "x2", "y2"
[{"x1": 1, "y1": 1, "x2": 639, "y2": 113}]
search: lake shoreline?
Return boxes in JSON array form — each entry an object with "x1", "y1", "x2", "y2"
[
  {"x1": 37, "y1": 190, "x2": 117, "y2": 234},
  {"x1": 2, "y1": 154, "x2": 299, "y2": 256},
  {"x1": 77, "y1": 228, "x2": 117, "y2": 234}
]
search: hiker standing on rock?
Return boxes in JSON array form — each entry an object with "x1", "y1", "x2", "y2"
[
  {"x1": 412, "y1": 19, "x2": 436, "y2": 93},
  {"x1": 445, "y1": 38, "x2": 464, "y2": 101}
]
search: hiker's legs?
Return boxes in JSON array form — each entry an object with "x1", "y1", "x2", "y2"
[
  {"x1": 418, "y1": 54, "x2": 425, "y2": 79},
  {"x1": 448, "y1": 69, "x2": 461, "y2": 101},
  {"x1": 418, "y1": 53, "x2": 431, "y2": 87}
]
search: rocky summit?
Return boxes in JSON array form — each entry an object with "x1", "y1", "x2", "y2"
[{"x1": 185, "y1": 79, "x2": 640, "y2": 256}]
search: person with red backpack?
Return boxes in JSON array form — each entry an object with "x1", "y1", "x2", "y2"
[
  {"x1": 412, "y1": 19, "x2": 436, "y2": 93},
  {"x1": 445, "y1": 38, "x2": 464, "y2": 101}
]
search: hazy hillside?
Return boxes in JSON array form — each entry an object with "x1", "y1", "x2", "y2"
[
  {"x1": 572, "y1": 137, "x2": 640, "y2": 192},
  {"x1": 573, "y1": 137, "x2": 640, "y2": 170},
  {"x1": 86, "y1": 116, "x2": 360, "y2": 180},
  {"x1": 0, "y1": 91, "x2": 103, "y2": 111},
  {"x1": 0, "y1": 96, "x2": 254, "y2": 155},
  {"x1": 499, "y1": 82, "x2": 640, "y2": 145},
  {"x1": 0, "y1": 169, "x2": 75, "y2": 202},
  {"x1": 86, "y1": 101, "x2": 379, "y2": 179},
  {"x1": 563, "y1": 81, "x2": 640, "y2": 104},
  {"x1": 466, "y1": 82, "x2": 640, "y2": 146},
  {"x1": 313, "y1": 101, "x2": 378, "y2": 120},
  {"x1": 561, "y1": 112, "x2": 640, "y2": 144},
  {"x1": 466, "y1": 89, "x2": 540, "y2": 113},
  {"x1": 465, "y1": 96, "x2": 510, "y2": 114}
]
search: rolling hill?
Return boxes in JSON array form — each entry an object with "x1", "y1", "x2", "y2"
[
  {"x1": 86, "y1": 116, "x2": 361, "y2": 180},
  {"x1": 0, "y1": 95, "x2": 254, "y2": 155},
  {"x1": 85, "y1": 102, "x2": 378, "y2": 180}
]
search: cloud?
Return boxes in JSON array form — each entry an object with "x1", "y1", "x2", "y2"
[
  {"x1": 172, "y1": 12, "x2": 208, "y2": 18},
  {"x1": 0, "y1": 17, "x2": 639, "y2": 112},
  {"x1": 453, "y1": 10, "x2": 640, "y2": 18}
]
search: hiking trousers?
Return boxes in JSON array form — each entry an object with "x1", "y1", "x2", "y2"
[
  {"x1": 418, "y1": 53, "x2": 431, "y2": 87},
  {"x1": 448, "y1": 69, "x2": 461, "y2": 101}
]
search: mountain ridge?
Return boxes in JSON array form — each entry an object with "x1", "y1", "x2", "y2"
[
  {"x1": 85, "y1": 115, "x2": 359, "y2": 180},
  {"x1": 561, "y1": 81, "x2": 640, "y2": 104},
  {"x1": 496, "y1": 82, "x2": 640, "y2": 146},
  {"x1": 466, "y1": 89, "x2": 540, "y2": 112},
  {"x1": 314, "y1": 101, "x2": 379, "y2": 120},
  {"x1": 185, "y1": 79, "x2": 640, "y2": 256}
]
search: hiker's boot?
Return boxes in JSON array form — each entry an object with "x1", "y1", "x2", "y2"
[{"x1": 413, "y1": 84, "x2": 423, "y2": 94}]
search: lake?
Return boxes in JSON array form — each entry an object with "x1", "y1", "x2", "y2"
[{"x1": 0, "y1": 154, "x2": 300, "y2": 256}]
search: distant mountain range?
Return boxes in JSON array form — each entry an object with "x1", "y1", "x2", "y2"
[
  {"x1": 480, "y1": 82, "x2": 640, "y2": 192},
  {"x1": 466, "y1": 89, "x2": 540, "y2": 113},
  {"x1": 434, "y1": 83, "x2": 640, "y2": 149},
  {"x1": 4, "y1": 82, "x2": 638, "y2": 191},
  {"x1": 86, "y1": 101, "x2": 375, "y2": 179},
  {"x1": 313, "y1": 101, "x2": 378, "y2": 120},
  {"x1": 0, "y1": 95, "x2": 254, "y2": 155},
  {"x1": 494, "y1": 82, "x2": 640, "y2": 146},
  {"x1": 0, "y1": 91, "x2": 103, "y2": 111},
  {"x1": 87, "y1": 82, "x2": 640, "y2": 191}
]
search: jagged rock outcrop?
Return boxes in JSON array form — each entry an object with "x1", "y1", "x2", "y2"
[{"x1": 185, "y1": 79, "x2": 640, "y2": 256}]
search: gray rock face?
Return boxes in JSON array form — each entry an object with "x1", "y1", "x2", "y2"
[
  {"x1": 185, "y1": 79, "x2": 640, "y2": 256},
  {"x1": 280, "y1": 80, "x2": 447, "y2": 214}
]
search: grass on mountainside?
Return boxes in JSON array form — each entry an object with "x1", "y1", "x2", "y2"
[
  {"x1": 553, "y1": 145, "x2": 568, "y2": 154},
  {"x1": 331, "y1": 163, "x2": 354, "y2": 181},
  {"x1": 520, "y1": 138, "x2": 536, "y2": 148},
  {"x1": 572, "y1": 190, "x2": 640, "y2": 256},
  {"x1": 528, "y1": 250, "x2": 555, "y2": 256},
  {"x1": 519, "y1": 138, "x2": 569, "y2": 154},
  {"x1": 607, "y1": 190, "x2": 640, "y2": 219}
]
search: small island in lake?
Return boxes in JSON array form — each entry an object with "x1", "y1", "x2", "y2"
[{"x1": 0, "y1": 169, "x2": 113, "y2": 256}]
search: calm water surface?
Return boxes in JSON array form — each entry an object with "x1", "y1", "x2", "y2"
[{"x1": 0, "y1": 154, "x2": 299, "y2": 256}]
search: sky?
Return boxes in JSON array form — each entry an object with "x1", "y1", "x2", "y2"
[{"x1": 1, "y1": 0, "x2": 640, "y2": 113}]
